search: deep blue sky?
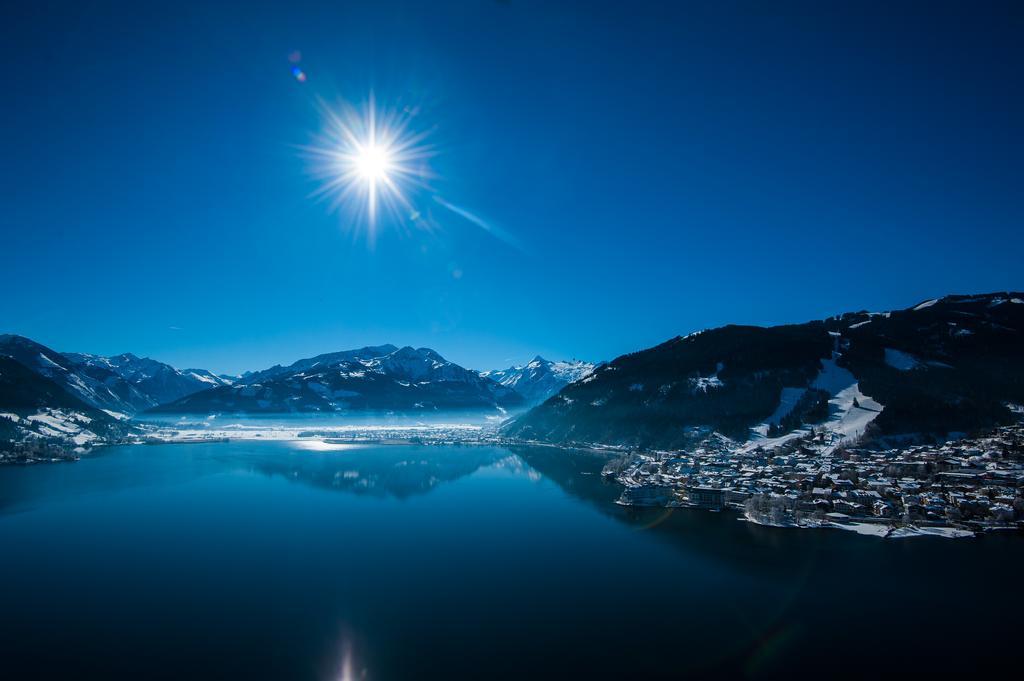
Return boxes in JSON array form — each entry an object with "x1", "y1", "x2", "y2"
[{"x1": 2, "y1": 1, "x2": 1022, "y2": 374}]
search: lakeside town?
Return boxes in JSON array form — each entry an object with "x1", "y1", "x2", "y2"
[{"x1": 600, "y1": 422, "x2": 1024, "y2": 538}]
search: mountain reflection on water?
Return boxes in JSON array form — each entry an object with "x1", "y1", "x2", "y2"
[{"x1": 234, "y1": 442, "x2": 517, "y2": 499}]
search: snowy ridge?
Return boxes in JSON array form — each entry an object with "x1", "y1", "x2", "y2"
[
  {"x1": 152, "y1": 345, "x2": 523, "y2": 413},
  {"x1": 62, "y1": 351, "x2": 233, "y2": 410},
  {"x1": 0, "y1": 335, "x2": 148, "y2": 414},
  {"x1": 505, "y1": 291, "x2": 1024, "y2": 449},
  {"x1": 481, "y1": 356, "x2": 597, "y2": 405},
  {"x1": 0, "y1": 335, "x2": 231, "y2": 416}
]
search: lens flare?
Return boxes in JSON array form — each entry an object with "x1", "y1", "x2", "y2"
[{"x1": 302, "y1": 95, "x2": 435, "y2": 239}]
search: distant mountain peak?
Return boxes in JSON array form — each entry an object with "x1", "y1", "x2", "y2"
[
  {"x1": 111, "y1": 352, "x2": 141, "y2": 362},
  {"x1": 481, "y1": 356, "x2": 596, "y2": 405}
]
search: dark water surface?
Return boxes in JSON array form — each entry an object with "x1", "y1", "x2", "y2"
[{"x1": 1, "y1": 440, "x2": 1020, "y2": 679}]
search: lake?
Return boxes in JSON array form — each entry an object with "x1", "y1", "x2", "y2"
[{"x1": 1, "y1": 439, "x2": 1020, "y2": 679}]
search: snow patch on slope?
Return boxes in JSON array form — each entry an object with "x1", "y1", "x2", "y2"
[
  {"x1": 767, "y1": 387, "x2": 807, "y2": 425},
  {"x1": 812, "y1": 353, "x2": 883, "y2": 446},
  {"x1": 23, "y1": 409, "x2": 101, "y2": 445},
  {"x1": 689, "y1": 361, "x2": 725, "y2": 393},
  {"x1": 884, "y1": 348, "x2": 921, "y2": 371},
  {"x1": 744, "y1": 348, "x2": 883, "y2": 453}
]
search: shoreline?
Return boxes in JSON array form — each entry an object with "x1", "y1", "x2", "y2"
[
  {"x1": 6, "y1": 433, "x2": 1023, "y2": 543},
  {"x1": 738, "y1": 513, "x2": 980, "y2": 540}
]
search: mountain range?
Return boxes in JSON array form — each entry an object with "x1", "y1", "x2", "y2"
[
  {"x1": 504, "y1": 292, "x2": 1024, "y2": 449},
  {"x1": 63, "y1": 352, "x2": 234, "y2": 409},
  {"x1": 0, "y1": 335, "x2": 593, "y2": 432},
  {"x1": 0, "y1": 334, "x2": 233, "y2": 415},
  {"x1": 150, "y1": 344, "x2": 525, "y2": 413}
]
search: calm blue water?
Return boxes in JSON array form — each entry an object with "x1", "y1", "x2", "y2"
[{"x1": 1, "y1": 440, "x2": 1020, "y2": 679}]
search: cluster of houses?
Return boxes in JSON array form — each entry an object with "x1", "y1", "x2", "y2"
[
  {"x1": 0, "y1": 439, "x2": 82, "y2": 464},
  {"x1": 606, "y1": 423, "x2": 1024, "y2": 535}
]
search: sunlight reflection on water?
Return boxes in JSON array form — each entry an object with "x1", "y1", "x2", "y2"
[{"x1": 289, "y1": 440, "x2": 368, "y2": 452}]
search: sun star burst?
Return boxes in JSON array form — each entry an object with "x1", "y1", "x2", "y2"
[{"x1": 303, "y1": 96, "x2": 435, "y2": 236}]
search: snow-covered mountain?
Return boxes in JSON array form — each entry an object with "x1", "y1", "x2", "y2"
[
  {"x1": 62, "y1": 352, "x2": 233, "y2": 409},
  {"x1": 481, "y1": 356, "x2": 596, "y2": 405},
  {"x1": 0, "y1": 334, "x2": 152, "y2": 415},
  {"x1": 151, "y1": 345, "x2": 523, "y2": 414},
  {"x1": 505, "y1": 292, "x2": 1024, "y2": 449},
  {"x1": 241, "y1": 344, "x2": 400, "y2": 385},
  {"x1": 0, "y1": 334, "x2": 232, "y2": 417},
  {"x1": 0, "y1": 355, "x2": 132, "y2": 447}
]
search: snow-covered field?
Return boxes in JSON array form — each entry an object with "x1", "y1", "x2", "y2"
[
  {"x1": 2, "y1": 409, "x2": 102, "y2": 446},
  {"x1": 138, "y1": 419, "x2": 490, "y2": 444}
]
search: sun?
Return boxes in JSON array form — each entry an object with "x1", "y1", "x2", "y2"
[
  {"x1": 301, "y1": 96, "x2": 435, "y2": 235},
  {"x1": 354, "y1": 143, "x2": 392, "y2": 180}
]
